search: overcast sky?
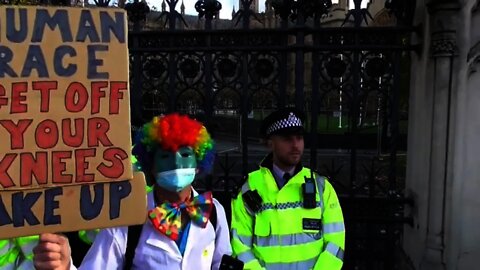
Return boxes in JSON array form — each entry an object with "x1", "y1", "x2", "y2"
[{"x1": 148, "y1": 0, "x2": 369, "y2": 20}]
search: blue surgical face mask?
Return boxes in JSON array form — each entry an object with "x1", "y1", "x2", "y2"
[{"x1": 155, "y1": 168, "x2": 196, "y2": 192}]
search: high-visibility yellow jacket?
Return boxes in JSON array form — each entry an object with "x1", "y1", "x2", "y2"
[
  {"x1": 0, "y1": 235, "x2": 38, "y2": 270},
  {"x1": 0, "y1": 230, "x2": 100, "y2": 269},
  {"x1": 231, "y1": 161, "x2": 345, "y2": 270}
]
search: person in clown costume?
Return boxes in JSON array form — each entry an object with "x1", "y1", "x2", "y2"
[{"x1": 32, "y1": 113, "x2": 232, "y2": 270}]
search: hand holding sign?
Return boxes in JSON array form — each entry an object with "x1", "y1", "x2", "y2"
[{"x1": 33, "y1": 233, "x2": 71, "y2": 270}]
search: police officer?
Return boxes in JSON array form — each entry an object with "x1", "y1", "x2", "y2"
[{"x1": 230, "y1": 108, "x2": 345, "y2": 269}]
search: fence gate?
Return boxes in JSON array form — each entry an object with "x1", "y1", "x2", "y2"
[{"x1": 128, "y1": 0, "x2": 417, "y2": 269}]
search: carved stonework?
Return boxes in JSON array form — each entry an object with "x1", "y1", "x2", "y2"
[
  {"x1": 372, "y1": 9, "x2": 397, "y2": 27},
  {"x1": 430, "y1": 31, "x2": 458, "y2": 57},
  {"x1": 468, "y1": 42, "x2": 480, "y2": 75}
]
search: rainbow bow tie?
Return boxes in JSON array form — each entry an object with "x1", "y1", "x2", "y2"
[{"x1": 148, "y1": 191, "x2": 213, "y2": 241}]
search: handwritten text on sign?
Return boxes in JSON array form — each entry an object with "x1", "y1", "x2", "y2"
[
  {"x1": 0, "y1": 7, "x2": 147, "y2": 239},
  {"x1": 0, "y1": 6, "x2": 133, "y2": 190}
]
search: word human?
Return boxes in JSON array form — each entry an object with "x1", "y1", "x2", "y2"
[{"x1": 0, "y1": 8, "x2": 125, "y2": 79}]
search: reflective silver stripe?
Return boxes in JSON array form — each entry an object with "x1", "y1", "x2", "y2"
[
  {"x1": 263, "y1": 256, "x2": 317, "y2": 270},
  {"x1": 325, "y1": 242, "x2": 345, "y2": 261},
  {"x1": 315, "y1": 175, "x2": 325, "y2": 197},
  {"x1": 241, "y1": 181, "x2": 251, "y2": 194},
  {"x1": 258, "y1": 201, "x2": 322, "y2": 213},
  {"x1": 315, "y1": 175, "x2": 326, "y2": 214},
  {"x1": 255, "y1": 232, "x2": 321, "y2": 247},
  {"x1": 0, "y1": 240, "x2": 11, "y2": 255},
  {"x1": 237, "y1": 250, "x2": 257, "y2": 264},
  {"x1": 231, "y1": 229, "x2": 253, "y2": 246},
  {"x1": 17, "y1": 260, "x2": 34, "y2": 270},
  {"x1": 0, "y1": 263, "x2": 16, "y2": 270},
  {"x1": 18, "y1": 241, "x2": 37, "y2": 257},
  {"x1": 323, "y1": 222, "x2": 345, "y2": 234}
]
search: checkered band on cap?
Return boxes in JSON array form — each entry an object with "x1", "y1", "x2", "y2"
[{"x1": 266, "y1": 112, "x2": 303, "y2": 135}]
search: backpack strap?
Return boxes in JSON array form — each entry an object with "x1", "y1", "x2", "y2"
[
  {"x1": 210, "y1": 203, "x2": 217, "y2": 229},
  {"x1": 124, "y1": 224, "x2": 143, "y2": 270}
]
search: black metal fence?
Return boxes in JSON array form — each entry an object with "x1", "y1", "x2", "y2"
[{"x1": 127, "y1": 0, "x2": 417, "y2": 269}]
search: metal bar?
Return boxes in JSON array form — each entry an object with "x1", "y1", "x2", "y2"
[
  {"x1": 389, "y1": 52, "x2": 402, "y2": 193},
  {"x1": 129, "y1": 45, "x2": 418, "y2": 53},
  {"x1": 167, "y1": 50, "x2": 176, "y2": 112},
  {"x1": 240, "y1": 17, "x2": 250, "y2": 179},
  {"x1": 278, "y1": 19, "x2": 289, "y2": 109},
  {"x1": 295, "y1": 2, "x2": 305, "y2": 109},
  {"x1": 130, "y1": 27, "x2": 143, "y2": 127},
  {"x1": 310, "y1": 16, "x2": 321, "y2": 173}
]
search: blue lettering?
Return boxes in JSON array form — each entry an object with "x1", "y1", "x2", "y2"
[
  {"x1": 12, "y1": 191, "x2": 41, "y2": 227},
  {"x1": 100, "y1": 11, "x2": 125, "y2": 43},
  {"x1": 76, "y1": 10, "x2": 100, "y2": 42},
  {"x1": 87, "y1": 45, "x2": 108, "y2": 79},
  {"x1": 44, "y1": 187, "x2": 62, "y2": 226},
  {"x1": 31, "y1": 9, "x2": 72, "y2": 43},
  {"x1": 109, "y1": 180, "x2": 131, "y2": 219},
  {"x1": 54, "y1": 46, "x2": 77, "y2": 77},
  {"x1": 6, "y1": 8, "x2": 28, "y2": 43},
  {"x1": 0, "y1": 195, "x2": 13, "y2": 226},
  {"x1": 21, "y1": 45, "x2": 49, "y2": 77},
  {"x1": 0, "y1": 46, "x2": 18, "y2": 78},
  {"x1": 80, "y1": 184, "x2": 104, "y2": 220}
]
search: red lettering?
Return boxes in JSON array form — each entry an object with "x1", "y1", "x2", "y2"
[
  {"x1": 62, "y1": 118, "x2": 84, "y2": 147},
  {"x1": 32, "y1": 81, "x2": 58, "y2": 112},
  {"x1": 91, "y1": 81, "x2": 108, "y2": 114},
  {"x1": 35, "y1": 120, "x2": 59, "y2": 149},
  {"x1": 97, "y1": 147, "x2": 127, "y2": 178},
  {"x1": 0, "y1": 153, "x2": 17, "y2": 188},
  {"x1": 0, "y1": 119, "x2": 32, "y2": 149},
  {"x1": 11, "y1": 82, "x2": 28, "y2": 113},
  {"x1": 52, "y1": 151, "x2": 72, "y2": 184},
  {"x1": 88, "y1": 117, "x2": 112, "y2": 147},
  {"x1": 65, "y1": 82, "x2": 88, "y2": 112},
  {"x1": 109, "y1": 82, "x2": 127, "y2": 114},
  {"x1": 20, "y1": 152, "x2": 47, "y2": 187},
  {"x1": 75, "y1": 148, "x2": 95, "y2": 183},
  {"x1": 0, "y1": 84, "x2": 8, "y2": 109}
]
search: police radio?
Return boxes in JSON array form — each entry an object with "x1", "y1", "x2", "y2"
[
  {"x1": 219, "y1": 255, "x2": 244, "y2": 270},
  {"x1": 242, "y1": 190, "x2": 262, "y2": 213},
  {"x1": 303, "y1": 169, "x2": 316, "y2": 209}
]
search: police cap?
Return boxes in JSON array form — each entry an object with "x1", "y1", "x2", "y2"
[{"x1": 260, "y1": 108, "x2": 305, "y2": 138}]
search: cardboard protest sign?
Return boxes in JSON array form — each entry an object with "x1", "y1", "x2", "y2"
[{"x1": 0, "y1": 6, "x2": 147, "y2": 239}]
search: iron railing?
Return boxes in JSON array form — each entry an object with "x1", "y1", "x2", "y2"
[{"x1": 127, "y1": 0, "x2": 417, "y2": 269}]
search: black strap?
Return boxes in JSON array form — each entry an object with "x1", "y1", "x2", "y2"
[
  {"x1": 210, "y1": 203, "x2": 217, "y2": 229},
  {"x1": 124, "y1": 224, "x2": 143, "y2": 270},
  {"x1": 123, "y1": 204, "x2": 218, "y2": 270}
]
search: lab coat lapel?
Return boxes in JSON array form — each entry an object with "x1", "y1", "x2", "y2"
[
  {"x1": 182, "y1": 188, "x2": 215, "y2": 269},
  {"x1": 144, "y1": 224, "x2": 182, "y2": 259},
  {"x1": 182, "y1": 220, "x2": 215, "y2": 269}
]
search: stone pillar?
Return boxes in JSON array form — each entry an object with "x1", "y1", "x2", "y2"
[
  {"x1": 403, "y1": 0, "x2": 460, "y2": 269},
  {"x1": 405, "y1": 0, "x2": 480, "y2": 269},
  {"x1": 451, "y1": 1, "x2": 480, "y2": 268}
]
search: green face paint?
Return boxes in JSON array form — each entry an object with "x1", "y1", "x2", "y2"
[
  {"x1": 153, "y1": 146, "x2": 197, "y2": 191},
  {"x1": 154, "y1": 146, "x2": 197, "y2": 173}
]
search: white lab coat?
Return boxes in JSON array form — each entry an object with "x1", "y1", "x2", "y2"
[{"x1": 70, "y1": 189, "x2": 232, "y2": 270}]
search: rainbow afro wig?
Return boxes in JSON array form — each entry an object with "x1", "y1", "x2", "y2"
[{"x1": 132, "y1": 113, "x2": 215, "y2": 176}]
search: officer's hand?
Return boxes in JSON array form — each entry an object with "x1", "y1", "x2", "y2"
[{"x1": 33, "y1": 233, "x2": 71, "y2": 270}]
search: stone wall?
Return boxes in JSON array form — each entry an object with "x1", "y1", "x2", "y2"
[{"x1": 404, "y1": 0, "x2": 480, "y2": 269}]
